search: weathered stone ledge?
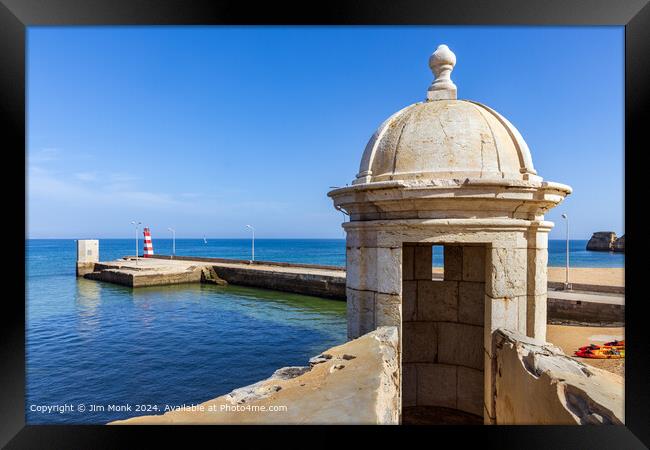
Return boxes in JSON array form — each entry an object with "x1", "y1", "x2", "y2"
[
  {"x1": 109, "y1": 326, "x2": 400, "y2": 425},
  {"x1": 493, "y1": 329, "x2": 623, "y2": 425}
]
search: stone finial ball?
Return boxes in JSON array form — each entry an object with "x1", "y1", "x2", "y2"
[{"x1": 429, "y1": 44, "x2": 456, "y2": 77}]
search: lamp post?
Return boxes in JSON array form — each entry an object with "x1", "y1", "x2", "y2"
[
  {"x1": 245, "y1": 224, "x2": 255, "y2": 262},
  {"x1": 168, "y1": 227, "x2": 176, "y2": 259},
  {"x1": 131, "y1": 221, "x2": 141, "y2": 265},
  {"x1": 331, "y1": 190, "x2": 349, "y2": 237},
  {"x1": 561, "y1": 214, "x2": 571, "y2": 290}
]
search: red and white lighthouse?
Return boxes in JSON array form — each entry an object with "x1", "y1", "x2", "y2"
[{"x1": 143, "y1": 227, "x2": 154, "y2": 257}]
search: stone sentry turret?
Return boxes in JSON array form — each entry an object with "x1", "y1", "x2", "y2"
[{"x1": 328, "y1": 44, "x2": 571, "y2": 424}]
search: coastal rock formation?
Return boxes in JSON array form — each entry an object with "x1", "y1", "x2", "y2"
[
  {"x1": 109, "y1": 326, "x2": 400, "y2": 425},
  {"x1": 586, "y1": 232, "x2": 625, "y2": 252},
  {"x1": 493, "y1": 329, "x2": 623, "y2": 425},
  {"x1": 586, "y1": 232, "x2": 617, "y2": 251}
]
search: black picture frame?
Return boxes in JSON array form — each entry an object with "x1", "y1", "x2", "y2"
[{"x1": 2, "y1": 0, "x2": 647, "y2": 447}]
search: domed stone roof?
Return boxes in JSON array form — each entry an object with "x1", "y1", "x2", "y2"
[{"x1": 353, "y1": 45, "x2": 538, "y2": 185}]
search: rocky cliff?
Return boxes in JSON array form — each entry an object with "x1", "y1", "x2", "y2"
[
  {"x1": 586, "y1": 232, "x2": 624, "y2": 252},
  {"x1": 612, "y1": 235, "x2": 625, "y2": 252}
]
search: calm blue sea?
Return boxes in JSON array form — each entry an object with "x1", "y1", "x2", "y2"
[
  {"x1": 26, "y1": 239, "x2": 349, "y2": 424},
  {"x1": 25, "y1": 238, "x2": 622, "y2": 424},
  {"x1": 31, "y1": 238, "x2": 624, "y2": 271}
]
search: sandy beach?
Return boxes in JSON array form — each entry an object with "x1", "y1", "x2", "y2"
[
  {"x1": 547, "y1": 267, "x2": 624, "y2": 287},
  {"x1": 432, "y1": 267, "x2": 624, "y2": 287}
]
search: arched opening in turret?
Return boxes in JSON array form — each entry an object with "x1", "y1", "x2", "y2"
[{"x1": 401, "y1": 242, "x2": 486, "y2": 425}]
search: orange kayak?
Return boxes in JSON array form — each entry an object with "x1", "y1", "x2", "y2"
[
  {"x1": 574, "y1": 347, "x2": 625, "y2": 359},
  {"x1": 578, "y1": 340, "x2": 625, "y2": 352}
]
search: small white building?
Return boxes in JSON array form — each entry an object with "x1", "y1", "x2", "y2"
[{"x1": 329, "y1": 44, "x2": 571, "y2": 423}]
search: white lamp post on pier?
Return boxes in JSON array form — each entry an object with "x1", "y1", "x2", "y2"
[
  {"x1": 131, "y1": 221, "x2": 141, "y2": 265},
  {"x1": 168, "y1": 227, "x2": 176, "y2": 259},
  {"x1": 561, "y1": 214, "x2": 571, "y2": 290},
  {"x1": 245, "y1": 224, "x2": 255, "y2": 262}
]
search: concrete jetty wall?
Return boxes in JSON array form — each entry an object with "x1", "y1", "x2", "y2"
[
  {"x1": 150, "y1": 254, "x2": 345, "y2": 272},
  {"x1": 149, "y1": 255, "x2": 346, "y2": 300},
  {"x1": 209, "y1": 265, "x2": 345, "y2": 300},
  {"x1": 547, "y1": 297, "x2": 624, "y2": 326}
]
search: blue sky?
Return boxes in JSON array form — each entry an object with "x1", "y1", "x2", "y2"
[{"x1": 27, "y1": 26, "x2": 624, "y2": 239}]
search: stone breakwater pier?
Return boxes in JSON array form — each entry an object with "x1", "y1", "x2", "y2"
[{"x1": 76, "y1": 244, "x2": 346, "y2": 300}]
